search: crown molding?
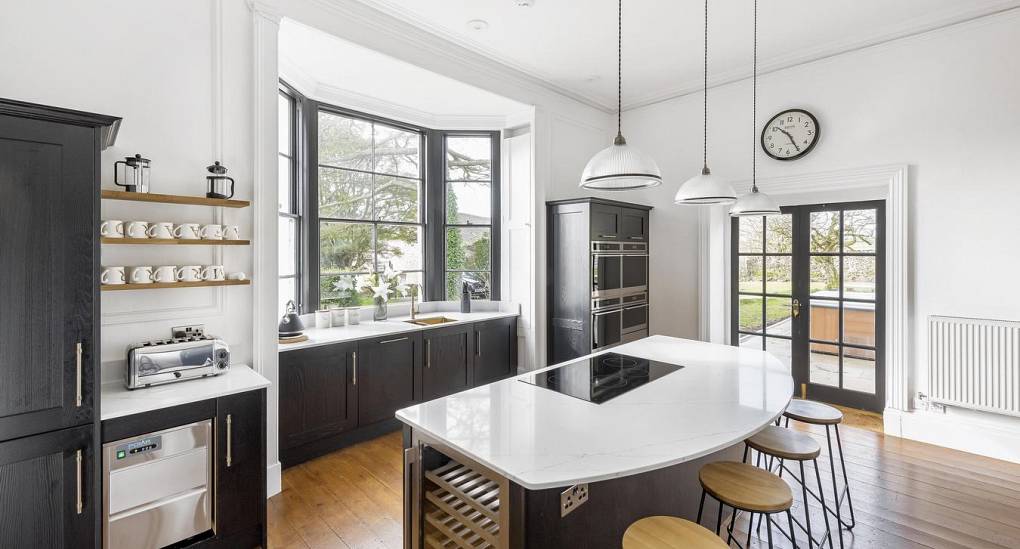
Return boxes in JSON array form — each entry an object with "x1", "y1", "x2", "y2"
[{"x1": 314, "y1": 83, "x2": 509, "y2": 130}]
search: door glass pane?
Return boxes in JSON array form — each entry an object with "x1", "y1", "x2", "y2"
[
  {"x1": 278, "y1": 155, "x2": 292, "y2": 213},
  {"x1": 446, "y1": 181, "x2": 492, "y2": 225},
  {"x1": 843, "y1": 302, "x2": 876, "y2": 348},
  {"x1": 765, "y1": 215, "x2": 792, "y2": 253},
  {"x1": 738, "y1": 216, "x2": 763, "y2": 253},
  {"x1": 446, "y1": 271, "x2": 491, "y2": 300},
  {"x1": 765, "y1": 337, "x2": 792, "y2": 371},
  {"x1": 738, "y1": 334, "x2": 763, "y2": 351},
  {"x1": 844, "y1": 256, "x2": 876, "y2": 300},
  {"x1": 373, "y1": 124, "x2": 420, "y2": 178},
  {"x1": 765, "y1": 256, "x2": 792, "y2": 295},
  {"x1": 809, "y1": 299, "x2": 840, "y2": 342},
  {"x1": 810, "y1": 211, "x2": 840, "y2": 253},
  {"x1": 810, "y1": 256, "x2": 840, "y2": 298},
  {"x1": 843, "y1": 347, "x2": 876, "y2": 394},
  {"x1": 279, "y1": 216, "x2": 297, "y2": 276},
  {"x1": 763, "y1": 297, "x2": 792, "y2": 336},
  {"x1": 809, "y1": 342, "x2": 840, "y2": 387},
  {"x1": 279, "y1": 277, "x2": 296, "y2": 317},
  {"x1": 374, "y1": 176, "x2": 420, "y2": 223},
  {"x1": 319, "y1": 167, "x2": 372, "y2": 220},
  {"x1": 320, "y1": 274, "x2": 366, "y2": 307},
  {"x1": 446, "y1": 227, "x2": 490, "y2": 270},
  {"x1": 738, "y1": 296, "x2": 764, "y2": 333},
  {"x1": 320, "y1": 221, "x2": 373, "y2": 274},
  {"x1": 376, "y1": 224, "x2": 422, "y2": 273},
  {"x1": 843, "y1": 209, "x2": 877, "y2": 253},
  {"x1": 446, "y1": 136, "x2": 491, "y2": 181},
  {"x1": 738, "y1": 256, "x2": 763, "y2": 294},
  {"x1": 318, "y1": 112, "x2": 372, "y2": 170}
]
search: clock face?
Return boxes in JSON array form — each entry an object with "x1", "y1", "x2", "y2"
[{"x1": 762, "y1": 109, "x2": 819, "y2": 161}]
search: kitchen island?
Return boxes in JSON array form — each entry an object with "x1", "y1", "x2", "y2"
[{"x1": 396, "y1": 335, "x2": 793, "y2": 548}]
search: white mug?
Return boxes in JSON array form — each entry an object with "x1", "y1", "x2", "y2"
[
  {"x1": 200, "y1": 224, "x2": 224, "y2": 240},
  {"x1": 176, "y1": 265, "x2": 202, "y2": 282},
  {"x1": 173, "y1": 223, "x2": 201, "y2": 240},
  {"x1": 128, "y1": 266, "x2": 154, "y2": 284},
  {"x1": 101, "y1": 266, "x2": 125, "y2": 285},
  {"x1": 147, "y1": 222, "x2": 174, "y2": 240},
  {"x1": 125, "y1": 221, "x2": 149, "y2": 239},
  {"x1": 151, "y1": 265, "x2": 177, "y2": 283},
  {"x1": 226, "y1": 272, "x2": 247, "y2": 281},
  {"x1": 223, "y1": 225, "x2": 240, "y2": 240},
  {"x1": 100, "y1": 220, "x2": 124, "y2": 238},
  {"x1": 315, "y1": 309, "x2": 331, "y2": 329},
  {"x1": 201, "y1": 264, "x2": 225, "y2": 281}
]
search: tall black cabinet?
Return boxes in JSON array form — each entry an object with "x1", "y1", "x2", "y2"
[{"x1": 0, "y1": 98, "x2": 119, "y2": 548}]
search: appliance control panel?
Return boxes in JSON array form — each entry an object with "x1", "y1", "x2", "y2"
[{"x1": 114, "y1": 435, "x2": 163, "y2": 460}]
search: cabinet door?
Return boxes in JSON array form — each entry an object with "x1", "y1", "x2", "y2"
[
  {"x1": 0, "y1": 424, "x2": 95, "y2": 548},
  {"x1": 0, "y1": 116, "x2": 96, "y2": 441},
  {"x1": 216, "y1": 389, "x2": 267, "y2": 542},
  {"x1": 279, "y1": 343, "x2": 357, "y2": 449},
  {"x1": 357, "y1": 334, "x2": 420, "y2": 425},
  {"x1": 620, "y1": 207, "x2": 649, "y2": 241},
  {"x1": 590, "y1": 203, "x2": 622, "y2": 240},
  {"x1": 422, "y1": 325, "x2": 473, "y2": 401},
  {"x1": 473, "y1": 318, "x2": 518, "y2": 386}
]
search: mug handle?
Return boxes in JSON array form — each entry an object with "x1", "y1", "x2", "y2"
[
  {"x1": 174, "y1": 267, "x2": 185, "y2": 282},
  {"x1": 172, "y1": 226, "x2": 183, "y2": 238},
  {"x1": 101, "y1": 271, "x2": 109, "y2": 284},
  {"x1": 199, "y1": 266, "x2": 210, "y2": 279},
  {"x1": 146, "y1": 225, "x2": 159, "y2": 238},
  {"x1": 100, "y1": 221, "x2": 109, "y2": 235}
]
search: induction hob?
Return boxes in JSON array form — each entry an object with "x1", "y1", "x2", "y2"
[{"x1": 520, "y1": 352, "x2": 684, "y2": 404}]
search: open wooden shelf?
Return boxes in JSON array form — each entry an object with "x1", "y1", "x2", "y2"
[
  {"x1": 101, "y1": 237, "x2": 250, "y2": 246},
  {"x1": 101, "y1": 279, "x2": 251, "y2": 291},
  {"x1": 101, "y1": 189, "x2": 250, "y2": 208}
]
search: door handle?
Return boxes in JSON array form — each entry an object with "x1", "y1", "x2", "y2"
[
  {"x1": 425, "y1": 340, "x2": 431, "y2": 369},
  {"x1": 75, "y1": 342, "x2": 83, "y2": 407},
  {"x1": 792, "y1": 298, "x2": 802, "y2": 318},
  {"x1": 352, "y1": 351, "x2": 358, "y2": 385},
  {"x1": 379, "y1": 336, "x2": 408, "y2": 344},
  {"x1": 225, "y1": 414, "x2": 233, "y2": 468},
  {"x1": 75, "y1": 449, "x2": 83, "y2": 514}
]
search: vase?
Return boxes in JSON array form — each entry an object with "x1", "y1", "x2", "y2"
[{"x1": 374, "y1": 297, "x2": 388, "y2": 321}]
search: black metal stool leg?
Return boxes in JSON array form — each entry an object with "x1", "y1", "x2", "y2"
[
  {"x1": 814, "y1": 458, "x2": 834, "y2": 549},
  {"x1": 788, "y1": 510, "x2": 797, "y2": 548},
  {"x1": 696, "y1": 489, "x2": 706, "y2": 525},
  {"x1": 745, "y1": 513, "x2": 753, "y2": 549},
  {"x1": 766, "y1": 513, "x2": 775, "y2": 549},
  {"x1": 824, "y1": 426, "x2": 845, "y2": 549},
  {"x1": 726, "y1": 506, "x2": 737, "y2": 545},
  {"x1": 799, "y1": 461, "x2": 814, "y2": 548},
  {"x1": 716, "y1": 499, "x2": 724, "y2": 536},
  {"x1": 834, "y1": 425, "x2": 857, "y2": 529}
]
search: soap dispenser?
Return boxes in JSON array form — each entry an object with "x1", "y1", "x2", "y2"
[{"x1": 460, "y1": 282, "x2": 471, "y2": 313}]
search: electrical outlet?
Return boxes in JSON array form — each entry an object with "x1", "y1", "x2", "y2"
[
  {"x1": 171, "y1": 324, "x2": 205, "y2": 339},
  {"x1": 560, "y1": 483, "x2": 588, "y2": 517}
]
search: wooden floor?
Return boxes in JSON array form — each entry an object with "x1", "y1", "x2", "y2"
[{"x1": 268, "y1": 415, "x2": 1020, "y2": 549}]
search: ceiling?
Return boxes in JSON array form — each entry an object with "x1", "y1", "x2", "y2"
[{"x1": 351, "y1": 0, "x2": 1020, "y2": 111}]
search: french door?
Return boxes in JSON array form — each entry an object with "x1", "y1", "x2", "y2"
[{"x1": 732, "y1": 200, "x2": 885, "y2": 412}]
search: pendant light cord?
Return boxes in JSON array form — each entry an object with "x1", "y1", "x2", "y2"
[
  {"x1": 702, "y1": 0, "x2": 709, "y2": 172},
  {"x1": 751, "y1": 0, "x2": 758, "y2": 192},
  {"x1": 615, "y1": 0, "x2": 625, "y2": 144}
]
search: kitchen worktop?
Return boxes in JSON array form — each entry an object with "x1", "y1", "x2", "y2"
[
  {"x1": 101, "y1": 365, "x2": 270, "y2": 421},
  {"x1": 396, "y1": 335, "x2": 793, "y2": 490}
]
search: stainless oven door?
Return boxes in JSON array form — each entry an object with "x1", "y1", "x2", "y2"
[
  {"x1": 591, "y1": 254, "x2": 623, "y2": 298},
  {"x1": 592, "y1": 308, "x2": 622, "y2": 350},
  {"x1": 621, "y1": 302, "x2": 648, "y2": 334},
  {"x1": 621, "y1": 254, "x2": 648, "y2": 293}
]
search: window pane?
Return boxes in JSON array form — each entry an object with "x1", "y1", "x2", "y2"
[
  {"x1": 738, "y1": 296, "x2": 763, "y2": 333},
  {"x1": 810, "y1": 256, "x2": 839, "y2": 297},
  {"x1": 809, "y1": 299, "x2": 839, "y2": 342},
  {"x1": 844, "y1": 256, "x2": 876, "y2": 300},
  {"x1": 446, "y1": 181, "x2": 491, "y2": 225},
  {"x1": 738, "y1": 256, "x2": 763, "y2": 294},
  {"x1": 738, "y1": 216, "x2": 763, "y2": 253},
  {"x1": 738, "y1": 333, "x2": 763, "y2": 351},
  {"x1": 765, "y1": 214, "x2": 792, "y2": 253},
  {"x1": 279, "y1": 216, "x2": 297, "y2": 276},
  {"x1": 763, "y1": 297, "x2": 792, "y2": 336},
  {"x1": 279, "y1": 277, "x2": 296, "y2": 317},
  {"x1": 764, "y1": 256, "x2": 792, "y2": 295},
  {"x1": 446, "y1": 227, "x2": 490, "y2": 271},
  {"x1": 844, "y1": 209, "x2": 877, "y2": 253},
  {"x1": 320, "y1": 274, "x2": 368, "y2": 307},
  {"x1": 810, "y1": 211, "x2": 839, "y2": 253},
  {"x1": 843, "y1": 302, "x2": 876, "y2": 348},
  {"x1": 376, "y1": 224, "x2": 422, "y2": 273},
  {"x1": 373, "y1": 124, "x2": 420, "y2": 178},
  {"x1": 318, "y1": 112, "x2": 372, "y2": 170},
  {"x1": 278, "y1": 155, "x2": 292, "y2": 213},
  {"x1": 843, "y1": 347, "x2": 876, "y2": 394},
  {"x1": 278, "y1": 93, "x2": 292, "y2": 156},
  {"x1": 320, "y1": 221, "x2": 373, "y2": 274},
  {"x1": 765, "y1": 337, "x2": 792, "y2": 371},
  {"x1": 446, "y1": 271, "x2": 490, "y2": 300},
  {"x1": 810, "y1": 342, "x2": 840, "y2": 387},
  {"x1": 390, "y1": 271, "x2": 423, "y2": 303},
  {"x1": 374, "y1": 175, "x2": 420, "y2": 223},
  {"x1": 319, "y1": 167, "x2": 371, "y2": 220},
  {"x1": 446, "y1": 136, "x2": 491, "y2": 181}
]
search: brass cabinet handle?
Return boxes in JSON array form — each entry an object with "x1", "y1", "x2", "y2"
[
  {"x1": 425, "y1": 340, "x2": 431, "y2": 368},
  {"x1": 75, "y1": 449, "x2": 83, "y2": 514},
  {"x1": 75, "y1": 342, "x2": 83, "y2": 407},
  {"x1": 352, "y1": 351, "x2": 358, "y2": 385},
  {"x1": 226, "y1": 414, "x2": 233, "y2": 468}
]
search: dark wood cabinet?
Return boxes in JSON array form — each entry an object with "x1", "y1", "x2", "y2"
[
  {"x1": 473, "y1": 317, "x2": 518, "y2": 386},
  {"x1": 279, "y1": 343, "x2": 357, "y2": 450},
  {"x1": 422, "y1": 325, "x2": 473, "y2": 401},
  {"x1": 216, "y1": 389, "x2": 267, "y2": 544},
  {"x1": 357, "y1": 333, "x2": 421, "y2": 425},
  {"x1": 590, "y1": 202, "x2": 622, "y2": 240},
  {"x1": 621, "y1": 207, "x2": 650, "y2": 241}
]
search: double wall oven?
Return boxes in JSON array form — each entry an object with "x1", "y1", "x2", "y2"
[{"x1": 591, "y1": 241, "x2": 649, "y2": 350}]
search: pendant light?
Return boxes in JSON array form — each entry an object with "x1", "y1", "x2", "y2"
[
  {"x1": 580, "y1": 0, "x2": 662, "y2": 191},
  {"x1": 674, "y1": 0, "x2": 737, "y2": 205},
  {"x1": 730, "y1": 0, "x2": 781, "y2": 217}
]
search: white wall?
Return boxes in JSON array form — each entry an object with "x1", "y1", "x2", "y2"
[{"x1": 624, "y1": 9, "x2": 1020, "y2": 460}]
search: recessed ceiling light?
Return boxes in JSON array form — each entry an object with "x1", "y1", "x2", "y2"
[
  {"x1": 513, "y1": 0, "x2": 535, "y2": 6},
  {"x1": 467, "y1": 19, "x2": 489, "y2": 31}
]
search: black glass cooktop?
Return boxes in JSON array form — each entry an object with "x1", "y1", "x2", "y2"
[{"x1": 520, "y1": 352, "x2": 684, "y2": 404}]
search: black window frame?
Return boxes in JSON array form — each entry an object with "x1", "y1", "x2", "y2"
[{"x1": 278, "y1": 82, "x2": 302, "y2": 314}]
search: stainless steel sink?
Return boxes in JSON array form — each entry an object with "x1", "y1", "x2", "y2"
[{"x1": 404, "y1": 316, "x2": 458, "y2": 326}]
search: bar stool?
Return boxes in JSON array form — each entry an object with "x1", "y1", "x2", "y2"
[
  {"x1": 745, "y1": 424, "x2": 833, "y2": 549},
  {"x1": 697, "y1": 461, "x2": 796, "y2": 549},
  {"x1": 784, "y1": 400, "x2": 856, "y2": 549},
  {"x1": 622, "y1": 516, "x2": 729, "y2": 549}
]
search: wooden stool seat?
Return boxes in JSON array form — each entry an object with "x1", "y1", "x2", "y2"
[
  {"x1": 622, "y1": 516, "x2": 729, "y2": 549},
  {"x1": 699, "y1": 461, "x2": 793, "y2": 514},
  {"x1": 784, "y1": 399, "x2": 843, "y2": 425},
  {"x1": 747, "y1": 425, "x2": 821, "y2": 460}
]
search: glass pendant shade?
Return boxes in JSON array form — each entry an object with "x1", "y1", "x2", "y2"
[
  {"x1": 674, "y1": 167, "x2": 737, "y2": 205},
  {"x1": 729, "y1": 186, "x2": 781, "y2": 216},
  {"x1": 580, "y1": 137, "x2": 662, "y2": 191}
]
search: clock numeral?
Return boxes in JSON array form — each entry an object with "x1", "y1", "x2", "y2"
[
  {"x1": 807, "y1": 129, "x2": 813, "y2": 135},
  {"x1": 804, "y1": 122, "x2": 811, "y2": 128}
]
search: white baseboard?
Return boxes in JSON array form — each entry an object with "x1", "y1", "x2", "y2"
[
  {"x1": 884, "y1": 407, "x2": 1020, "y2": 465},
  {"x1": 267, "y1": 461, "x2": 282, "y2": 497}
]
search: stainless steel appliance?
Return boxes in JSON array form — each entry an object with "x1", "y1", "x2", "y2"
[
  {"x1": 103, "y1": 420, "x2": 214, "y2": 549},
  {"x1": 126, "y1": 336, "x2": 230, "y2": 389},
  {"x1": 590, "y1": 241, "x2": 648, "y2": 298}
]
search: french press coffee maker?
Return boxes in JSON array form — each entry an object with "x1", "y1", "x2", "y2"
[
  {"x1": 205, "y1": 161, "x2": 235, "y2": 199},
  {"x1": 114, "y1": 154, "x2": 151, "y2": 193}
]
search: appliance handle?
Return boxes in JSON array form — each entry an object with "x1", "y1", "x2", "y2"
[
  {"x1": 597, "y1": 234, "x2": 617, "y2": 239},
  {"x1": 624, "y1": 304, "x2": 648, "y2": 311},
  {"x1": 592, "y1": 310, "x2": 621, "y2": 317},
  {"x1": 592, "y1": 253, "x2": 624, "y2": 259}
]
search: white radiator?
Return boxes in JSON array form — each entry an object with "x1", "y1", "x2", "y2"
[{"x1": 928, "y1": 316, "x2": 1020, "y2": 417}]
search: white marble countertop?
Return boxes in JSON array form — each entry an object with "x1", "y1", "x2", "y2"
[
  {"x1": 396, "y1": 335, "x2": 793, "y2": 490},
  {"x1": 101, "y1": 365, "x2": 270, "y2": 421},
  {"x1": 278, "y1": 309, "x2": 519, "y2": 353}
]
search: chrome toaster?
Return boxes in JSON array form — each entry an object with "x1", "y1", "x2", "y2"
[{"x1": 126, "y1": 336, "x2": 230, "y2": 389}]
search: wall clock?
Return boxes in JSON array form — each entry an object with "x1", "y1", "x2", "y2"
[{"x1": 761, "y1": 108, "x2": 819, "y2": 161}]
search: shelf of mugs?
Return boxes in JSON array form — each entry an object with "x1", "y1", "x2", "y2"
[
  {"x1": 101, "y1": 238, "x2": 251, "y2": 246},
  {"x1": 101, "y1": 279, "x2": 251, "y2": 291},
  {"x1": 100, "y1": 221, "x2": 245, "y2": 242},
  {"x1": 101, "y1": 189, "x2": 250, "y2": 208}
]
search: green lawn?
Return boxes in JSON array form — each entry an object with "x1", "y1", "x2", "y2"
[{"x1": 738, "y1": 296, "x2": 791, "y2": 332}]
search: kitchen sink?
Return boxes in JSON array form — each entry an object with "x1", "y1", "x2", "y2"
[{"x1": 404, "y1": 316, "x2": 458, "y2": 326}]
